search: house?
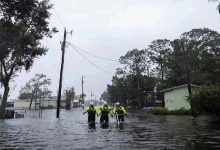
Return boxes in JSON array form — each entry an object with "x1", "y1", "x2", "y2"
[
  {"x1": 14, "y1": 98, "x2": 66, "y2": 110},
  {"x1": 161, "y1": 84, "x2": 199, "y2": 110},
  {"x1": 72, "y1": 99, "x2": 81, "y2": 107},
  {"x1": 14, "y1": 99, "x2": 36, "y2": 109},
  {"x1": 14, "y1": 95, "x2": 82, "y2": 109}
]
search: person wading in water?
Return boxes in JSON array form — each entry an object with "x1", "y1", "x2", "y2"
[
  {"x1": 113, "y1": 102, "x2": 127, "y2": 123},
  {"x1": 83, "y1": 102, "x2": 99, "y2": 123},
  {"x1": 99, "y1": 101, "x2": 112, "y2": 124}
]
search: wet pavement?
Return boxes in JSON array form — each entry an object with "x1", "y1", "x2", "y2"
[{"x1": 0, "y1": 108, "x2": 219, "y2": 150}]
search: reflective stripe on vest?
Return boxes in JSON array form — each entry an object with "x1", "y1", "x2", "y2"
[
  {"x1": 88, "y1": 107, "x2": 96, "y2": 115},
  {"x1": 101, "y1": 106, "x2": 109, "y2": 115},
  {"x1": 116, "y1": 107, "x2": 124, "y2": 115}
]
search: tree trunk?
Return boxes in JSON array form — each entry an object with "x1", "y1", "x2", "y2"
[
  {"x1": 65, "y1": 99, "x2": 71, "y2": 110},
  {"x1": 137, "y1": 75, "x2": 142, "y2": 108},
  {"x1": 0, "y1": 85, "x2": 10, "y2": 119},
  {"x1": 161, "y1": 62, "x2": 164, "y2": 88},
  {"x1": 35, "y1": 99, "x2": 37, "y2": 110},
  {"x1": 29, "y1": 97, "x2": 33, "y2": 110}
]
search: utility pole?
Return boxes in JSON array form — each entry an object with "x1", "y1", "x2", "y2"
[
  {"x1": 82, "y1": 76, "x2": 84, "y2": 109},
  {"x1": 136, "y1": 63, "x2": 141, "y2": 108},
  {"x1": 56, "y1": 28, "x2": 67, "y2": 118},
  {"x1": 91, "y1": 91, "x2": 93, "y2": 101},
  {"x1": 181, "y1": 40, "x2": 195, "y2": 118}
]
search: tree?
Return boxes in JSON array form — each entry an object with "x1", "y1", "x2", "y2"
[
  {"x1": 107, "y1": 28, "x2": 220, "y2": 110},
  {"x1": 142, "y1": 76, "x2": 157, "y2": 105},
  {"x1": 18, "y1": 92, "x2": 30, "y2": 100},
  {"x1": 180, "y1": 28, "x2": 220, "y2": 85},
  {"x1": 63, "y1": 87, "x2": 75, "y2": 110},
  {"x1": 119, "y1": 49, "x2": 147, "y2": 75},
  {"x1": 0, "y1": 0, "x2": 56, "y2": 118},
  {"x1": 119, "y1": 49, "x2": 148, "y2": 108},
  {"x1": 147, "y1": 39, "x2": 172, "y2": 89},
  {"x1": 166, "y1": 39, "x2": 187, "y2": 87},
  {"x1": 100, "y1": 91, "x2": 109, "y2": 101},
  {"x1": 107, "y1": 75, "x2": 128, "y2": 105},
  {"x1": 210, "y1": 0, "x2": 220, "y2": 13},
  {"x1": 164, "y1": 28, "x2": 220, "y2": 87},
  {"x1": 19, "y1": 74, "x2": 52, "y2": 110},
  {"x1": 188, "y1": 85, "x2": 220, "y2": 120}
]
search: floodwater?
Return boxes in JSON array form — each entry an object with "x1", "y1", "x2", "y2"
[{"x1": 0, "y1": 108, "x2": 219, "y2": 150}]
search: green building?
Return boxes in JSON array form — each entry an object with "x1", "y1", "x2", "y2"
[{"x1": 162, "y1": 84, "x2": 199, "y2": 110}]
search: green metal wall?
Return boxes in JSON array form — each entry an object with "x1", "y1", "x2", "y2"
[{"x1": 164, "y1": 86, "x2": 197, "y2": 110}]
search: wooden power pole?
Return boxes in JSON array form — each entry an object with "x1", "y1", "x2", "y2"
[
  {"x1": 82, "y1": 76, "x2": 84, "y2": 109},
  {"x1": 181, "y1": 40, "x2": 195, "y2": 118},
  {"x1": 56, "y1": 28, "x2": 67, "y2": 118}
]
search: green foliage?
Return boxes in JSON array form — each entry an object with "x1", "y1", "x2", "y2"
[
  {"x1": 147, "y1": 39, "x2": 172, "y2": 86},
  {"x1": 19, "y1": 74, "x2": 52, "y2": 109},
  {"x1": 188, "y1": 85, "x2": 220, "y2": 119},
  {"x1": 107, "y1": 73, "x2": 157, "y2": 107},
  {"x1": 166, "y1": 39, "x2": 187, "y2": 86},
  {"x1": 0, "y1": 0, "x2": 55, "y2": 117},
  {"x1": 100, "y1": 91, "x2": 109, "y2": 101},
  {"x1": 0, "y1": 0, "x2": 56, "y2": 77},
  {"x1": 167, "y1": 28, "x2": 220, "y2": 86},
  {"x1": 107, "y1": 75, "x2": 128, "y2": 104},
  {"x1": 150, "y1": 107, "x2": 169, "y2": 115},
  {"x1": 119, "y1": 49, "x2": 147, "y2": 75},
  {"x1": 150, "y1": 107, "x2": 192, "y2": 115},
  {"x1": 181, "y1": 28, "x2": 220, "y2": 84},
  {"x1": 64, "y1": 87, "x2": 75, "y2": 110},
  {"x1": 18, "y1": 92, "x2": 30, "y2": 100},
  {"x1": 107, "y1": 28, "x2": 220, "y2": 109}
]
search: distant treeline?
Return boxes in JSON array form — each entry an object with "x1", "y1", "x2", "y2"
[{"x1": 101, "y1": 28, "x2": 220, "y2": 108}]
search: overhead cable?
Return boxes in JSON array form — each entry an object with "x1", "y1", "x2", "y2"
[
  {"x1": 69, "y1": 44, "x2": 113, "y2": 75},
  {"x1": 53, "y1": 7, "x2": 65, "y2": 28},
  {"x1": 71, "y1": 44, "x2": 119, "y2": 62}
]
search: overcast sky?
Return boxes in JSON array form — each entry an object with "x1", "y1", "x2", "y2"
[{"x1": 6, "y1": 0, "x2": 220, "y2": 100}]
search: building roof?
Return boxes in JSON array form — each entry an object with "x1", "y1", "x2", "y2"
[
  {"x1": 161, "y1": 84, "x2": 199, "y2": 93},
  {"x1": 73, "y1": 99, "x2": 79, "y2": 103}
]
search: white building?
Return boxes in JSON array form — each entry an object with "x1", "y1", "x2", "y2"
[
  {"x1": 161, "y1": 84, "x2": 199, "y2": 110},
  {"x1": 14, "y1": 95, "x2": 81, "y2": 109}
]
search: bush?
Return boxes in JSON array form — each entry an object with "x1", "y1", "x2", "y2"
[
  {"x1": 150, "y1": 107, "x2": 192, "y2": 115},
  {"x1": 150, "y1": 107, "x2": 169, "y2": 115},
  {"x1": 188, "y1": 85, "x2": 220, "y2": 119},
  {"x1": 169, "y1": 108, "x2": 192, "y2": 115}
]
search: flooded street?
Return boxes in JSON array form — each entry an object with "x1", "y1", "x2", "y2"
[{"x1": 0, "y1": 108, "x2": 219, "y2": 150}]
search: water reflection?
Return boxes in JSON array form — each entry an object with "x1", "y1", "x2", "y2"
[
  {"x1": 0, "y1": 109, "x2": 219, "y2": 150},
  {"x1": 88, "y1": 122, "x2": 96, "y2": 129},
  {"x1": 100, "y1": 123, "x2": 109, "y2": 129}
]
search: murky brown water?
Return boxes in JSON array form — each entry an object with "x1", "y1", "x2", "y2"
[{"x1": 0, "y1": 108, "x2": 219, "y2": 150}]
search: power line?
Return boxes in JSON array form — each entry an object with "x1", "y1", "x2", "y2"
[
  {"x1": 66, "y1": 49, "x2": 81, "y2": 78},
  {"x1": 53, "y1": 7, "x2": 65, "y2": 28},
  {"x1": 69, "y1": 44, "x2": 113, "y2": 75},
  {"x1": 52, "y1": 6, "x2": 118, "y2": 62},
  {"x1": 71, "y1": 44, "x2": 119, "y2": 62},
  {"x1": 70, "y1": 44, "x2": 113, "y2": 75},
  {"x1": 52, "y1": 7, "x2": 66, "y2": 40}
]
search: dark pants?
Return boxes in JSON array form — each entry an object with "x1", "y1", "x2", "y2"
[
  {"x1": 88, "y1": 114, "x2": 95, "y2": 123},
  {"x1": 100, "y1": 115, "x2": 109, "y2": 123},
  {"x1": 118, "y1": 115, "x2": 124, "y2": 122}
]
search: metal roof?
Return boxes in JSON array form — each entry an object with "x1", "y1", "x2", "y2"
[{"x1": 161, "y1": 84, "x2": 199, "y2": 93}]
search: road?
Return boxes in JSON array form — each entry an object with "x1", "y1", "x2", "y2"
[{"x1": 0, "y1": 108, "x2": 219, "y2": 150}]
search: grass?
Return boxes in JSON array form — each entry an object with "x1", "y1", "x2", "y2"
[{"x1": 150, "y1": 107, "x2": 192, "y2": 115}]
